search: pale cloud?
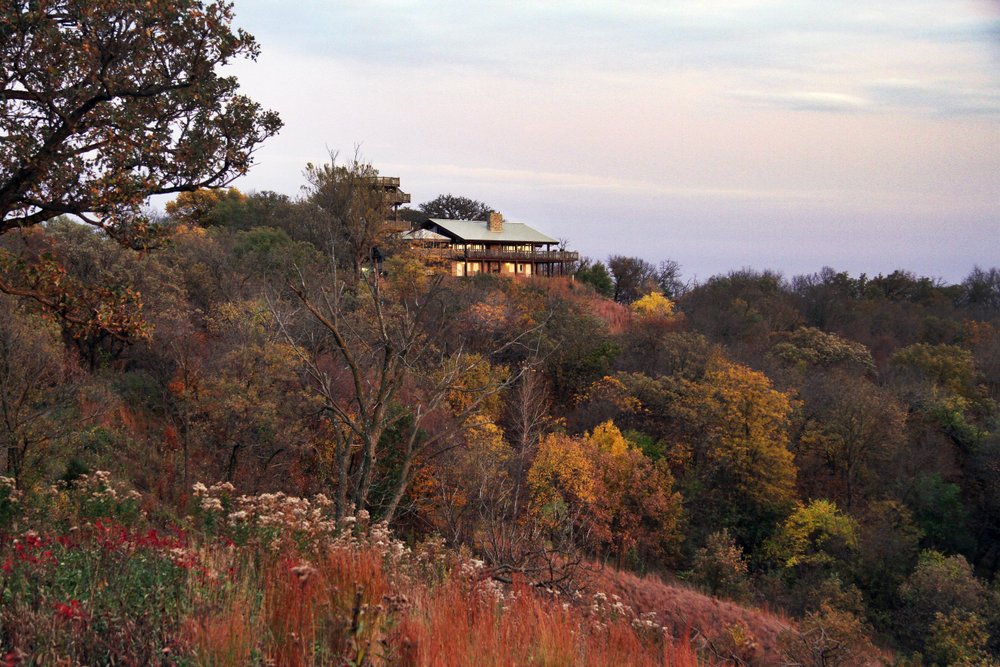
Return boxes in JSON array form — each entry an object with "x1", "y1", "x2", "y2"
[
  {"x1": 380, "y1": 162, "x2": 850, "y2": 205},
  {"x1": 728, "y1": 90, "x2": 873, "y2": 112}
]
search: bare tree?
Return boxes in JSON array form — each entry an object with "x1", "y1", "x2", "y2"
[
  {"x1": 0, "y1": 299, "x2": 82, "y2": 484},
  {"x1": 502, "y1": 366, "x2": 552, "y2": 516},
  {"x1": 302, "y1": 150, "x2": 394, "y2": 284},
  {"x1": 274, "y1": 267, "x2": 533, "y2": 523}
]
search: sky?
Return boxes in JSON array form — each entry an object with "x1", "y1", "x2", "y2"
[{"x1": 225, "y1": 0, "x2": 1000, "y2": 284}]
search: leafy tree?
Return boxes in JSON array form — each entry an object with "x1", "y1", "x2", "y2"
[
  {"x1": 165, "y1": 188, "x2": 247, "y2": 227},
  {"x1": 0, "y1": 0, "x2": 280, "y2": 345},
  {"x1": 0, "y1": 221, "x2": 150, "y2": 367},
  {"x1": 766, "y1": 500, "x2": 859, "y2": 572},
  {"x1": 539, "y1": 297, "x2": 620, "y2": 405},
  {"x1": 630, "y1": 292, "x2": 675, "y2": 319},
  {"x1": 927, "y1": 610, "x2": 993, "y2": 666},
  {"x1": 528, "y1": 423, "x2": 682, "y2": 568},
  {"x1": 616, "y1": 329, "x2": 715, "y2": 381},
  {"x1": 967, "y1": 321, "x2": 1000, "y2": 401},
  {"x1": 673, "y1": 359, "x2": 798, "y2": 548},
  {"x1": 891, "y1": 343, "x2": 979, "y2": 399},
  {"x1": 419, "y1": 415, "x2": 513, "y2": 546},
  {"x1": 0, "y1": 0, "x2": 281, "y2": 238},
  {"x1": 527, "y1": 432, "x2": 597, "y2": 528},
  {"x1": 690, "y1": 529, "x2": 752, "y2": 600},
  {"x1": 908, "y1": 473, "x2": 976, "y2": 554},
  {"x1": 593, "y1": 436, "x2": 682, "y2": 568},
  {"x1": 0, "y1": 298, "x2": 82, "y2": 484},
  {"x1": 680, "y1": 268, "x2": 802, "y2": 361},
  {"x1": 777, "y1": 602, "x2": 881, "y2": 667},
  {"x1": 395, "y1": 206, "x2": 428, "y2": 225},
  {"x1": 791, "y1": 267, "x2": 866, "y2": 331},
  {"x1": 574, "y1": 258, "x2": 614, "y2": 298},
  {"x1": 418, "y1": 194, "x2": 492, "y2": 221},
  {"x1": 794, "y1": 373, "x2": 906, "y2": 510},
  {"x1": 855, "y1": 501, "x2": 923, "y2": 618},
  {"x1": 279, "y1": 271, "x2": 519, "y2": 522},
  {"x1": 768, "y1": 327, "x2": 875, "y2": 375},
  {"x1": 898, "y1": 550, "x2": 989, "y2": 652}
]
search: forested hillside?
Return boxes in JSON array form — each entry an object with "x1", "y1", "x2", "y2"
[
  {"x1": 3, "y1": 1, "x2": 999, "y2": 664},
  {"x1": 1, "y1": 183, "x2": 998, "y2": 663}
]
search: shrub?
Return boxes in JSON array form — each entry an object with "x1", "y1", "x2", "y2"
[{"x1": 689, "y1": 529, "x2": 751, "y2": 601}]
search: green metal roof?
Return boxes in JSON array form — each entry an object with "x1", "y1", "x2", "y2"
[{"x1": 428, "y1": 218, "x2": 558, "y2": 244}]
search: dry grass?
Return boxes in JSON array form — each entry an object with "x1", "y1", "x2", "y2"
[
  {"x1": 183, "y1": 544, "x2": 708, "y2": 666},
  {"x1": 394, "y1": 576, "x2": 702, "y2": 667},
  {"x1": 585, "y1": 565, "x2": 795, "y2": 664}
]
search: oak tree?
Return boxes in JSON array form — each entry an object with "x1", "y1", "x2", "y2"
[
  {"x1": 419, "y1": 194, "x2": 492, "y2": 221},
  {"x1": 0, "y1": 0, "x2": 280, "y2": 344},
  {"x1": 1, "y1": 0, "x2": 281, "y2": 238}
]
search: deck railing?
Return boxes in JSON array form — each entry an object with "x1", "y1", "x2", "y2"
[{"x1": 416, "y1": 248, "x2": 579, "y2": 263}]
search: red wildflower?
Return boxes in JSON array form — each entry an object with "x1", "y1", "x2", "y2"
[
  {"x1": 53, "y1": 599, "x2": 86, "y2": 621},
  {"x1": 3, "y1": 648, "x2": 26, "y2": 666}
]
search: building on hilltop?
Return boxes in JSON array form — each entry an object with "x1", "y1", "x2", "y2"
[{"x1": 416, "y1": 211, "x2": 579, "y2": 277}]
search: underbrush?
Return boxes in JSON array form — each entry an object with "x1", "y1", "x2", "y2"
[{"x1": 0, "y1": 474, "x2": 706, "y2": 666}]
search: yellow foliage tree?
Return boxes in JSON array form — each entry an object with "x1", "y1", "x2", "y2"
[
  {"x1": 527, "y1": 432, "x2": 597, "y2": 522},
  {"x1": 585, "y1": 420, "x2": 630, "y2": 457},
  {"x1": 675, "y1": 358, "x2": 798, "y2": 545},
  {"x1": 630, "y1": 291, "x2": 675, "y2": 319},
  {"x1": 445, "y1": 354, "x2": 510, "y2": 421},
  {"x1": 165, "y1": 188, "x2": 245, "y2": 227}
]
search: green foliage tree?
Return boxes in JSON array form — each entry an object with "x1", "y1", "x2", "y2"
[
  {"x1": 769, "y1": 327, "x2": 875, "y2": 375},
  {"x1": 855, "y1": 501, "x2": 923, "y2": 620},
  {"x1": 927, "y1": 610, "x2": 993, "y2": 666},
  {"x1": 898, "y1": 550, "x2": 989, "y2": 652},
  {"x1": 767, "y1": 499, "x2": 859, "y2": 572},
  {"x1": 574, "y1": 258, "x2": 614, "y2": 298},
  {"x1": 165, "y1": 188, "x2": 247, "y2": 227},
  {"x1": 909, "y1": 473, "x2": 976, "y2": 554},
  {"x1": 680, "y1": 269, "x2": 802, "y2": 360},
  {"x1": 690, "y1": 529, "x2": 752, "y2": 601},
  {"x1": 891, "y1": 343, "x2": 979, "y2": 398}
]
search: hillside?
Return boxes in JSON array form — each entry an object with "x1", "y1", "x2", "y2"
[{"x1": 0, "y1": 209, "x2": 998, "y2": 664}]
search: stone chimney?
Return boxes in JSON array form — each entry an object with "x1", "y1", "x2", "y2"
[{"x1": 487, "y1": 211, "x2": 504, "y2": 232}]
